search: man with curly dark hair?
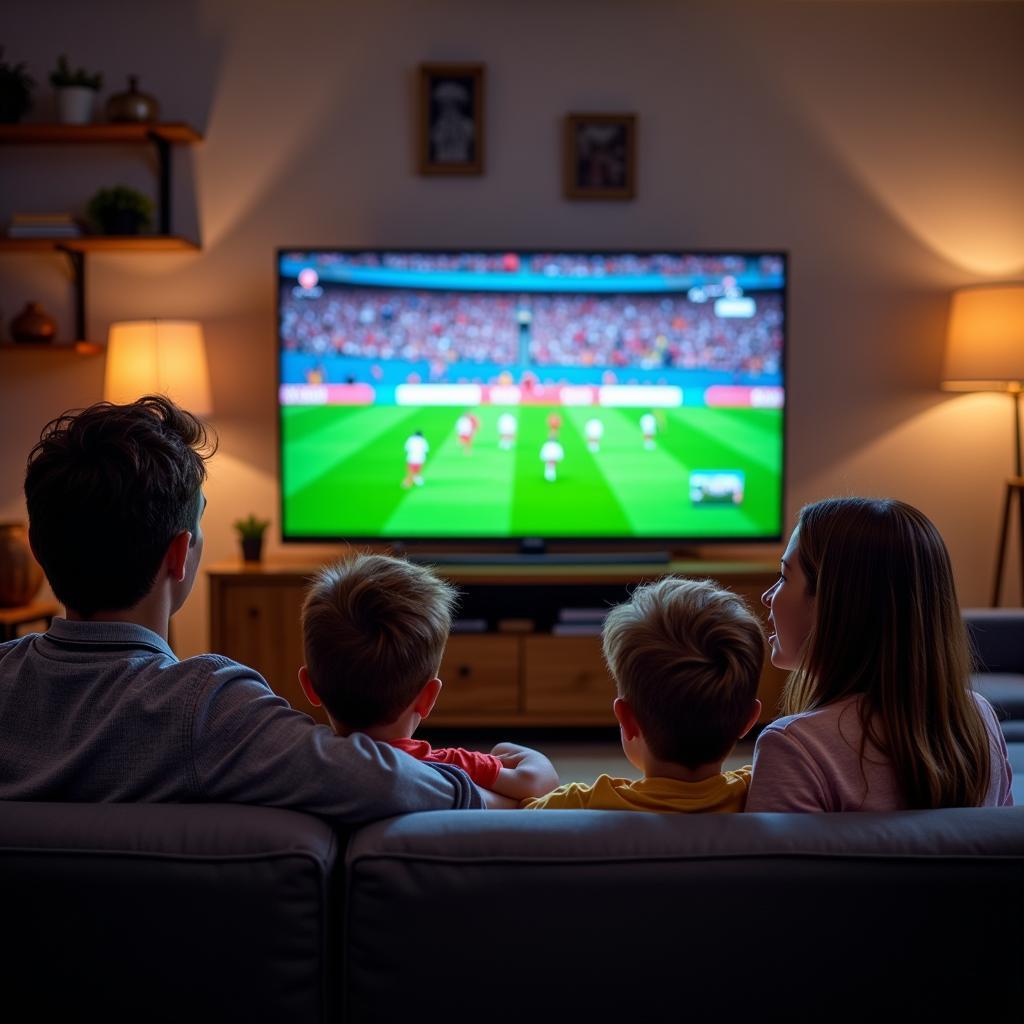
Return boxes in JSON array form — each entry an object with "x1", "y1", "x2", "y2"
[{"x1": 0, "y1": 395, "x2": 483, "y2": 819}]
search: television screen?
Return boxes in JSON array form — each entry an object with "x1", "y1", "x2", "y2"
[{"x1": 278, "y1": 249, "x2": 785, "y2": 542}]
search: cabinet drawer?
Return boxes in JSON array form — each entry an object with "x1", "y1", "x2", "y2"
[
  {"x1": 438, "y1": 635, "x2": 520, "y2": 713},
  {"x1": 216, "y1": 583, "x2": 328, "y2": 724},
  {"x1": 523, "y1": 635, "x2": 615, "y2": 719}
]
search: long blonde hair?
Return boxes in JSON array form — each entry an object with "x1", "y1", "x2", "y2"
[{"x1": 781, "y1": 497, "x2": 991, "y2": 808}]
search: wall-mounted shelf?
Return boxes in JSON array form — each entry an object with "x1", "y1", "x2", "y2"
[
  {"x1": 0, "y1": 122, "x2": 203, "y2": 343},
  {"x1": 0, "y1": 236, "x2": 198, "y2": 252},
  {"x1": 0, "y1": 123, "x2": 202, "y2": 145},
  {"x1": 0, "y1": 341, "x2": 102, "y2": 355}
]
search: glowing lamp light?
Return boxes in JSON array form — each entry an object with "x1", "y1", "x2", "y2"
[
  {"x1": 104, "y1": 320, "x2": 213, "y2": 417},
  {"x1": 943, "y1": 285, "x2": 1024, "y2": 396}
]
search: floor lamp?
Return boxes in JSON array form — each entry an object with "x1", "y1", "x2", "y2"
[
  {"x1": 104, "y1": 320, "x2": 213, "y2": 650},
  {"x1": 941, "y1": 285, "x2": 1024, "y2": 606}
]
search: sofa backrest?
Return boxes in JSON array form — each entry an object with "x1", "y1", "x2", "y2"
[
  {"x1": 344, "y1": 807, "x2": 1024, "y2": 1023},
  {"x1": 0, "y1": 802, "x2": 339, "y2": 1024},
  {"x1": 964, "y1": 607, "x2": 1024, "y2": 673}
]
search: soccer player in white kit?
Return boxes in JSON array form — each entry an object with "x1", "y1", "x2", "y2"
[
  {"x1": 456, "y1": 412, "x2": 479, "y2": 454},
  {"x1": 584, "y1": 417, "x2": 604, "y2": 453},
  {"x1": 403, "y1": 431, "x2": 429, "y2": 488},
  {"x1": 540, "y1": 438, "x2": 564, "y2": 482},
  {"x1": 497, "y1": 412, "x2": 517, "y2": 450},
  {"x1": 640, "y1": 412, "x2": 657, "y2": 451}
]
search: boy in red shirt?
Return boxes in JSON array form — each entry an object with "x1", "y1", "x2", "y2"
[{"x1": 298, "y1": 554, "x2": 558, "y2": 801}]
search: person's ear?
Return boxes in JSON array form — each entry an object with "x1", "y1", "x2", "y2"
[
  {"x1": 165, "y1": 530, "x2": 192, "y2": 583},
  {"x1": 413, "y1": 677, "x2": 443, "y2": 719},
  {"x1": 738, "y1": 698, "x2": 762, "y2": 740},
  {"x1": 613, "y1": 697, "x2": 641, "y2": 741},
  {"x1": 298, "y1": 666, "x2": 322, "y2": 708}
]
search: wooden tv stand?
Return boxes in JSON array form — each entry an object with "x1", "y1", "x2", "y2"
[{"x1": 207, "y1": 559, "x2": 785, "y2": 728}]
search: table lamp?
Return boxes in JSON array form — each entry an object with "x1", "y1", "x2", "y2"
[
  {"x1": 942, "y1": 284, "x2": 1024, "y2": 604},
  {"x1": 104, "y1": 320, "x2": 213, "y2": 416}
]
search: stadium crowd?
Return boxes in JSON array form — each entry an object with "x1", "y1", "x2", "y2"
[
  {"x1": 281, "y1": 287, "x2": 782, "y2": 377},
  {"x1": 527, "y1": 293, "x2": 783, "y2": 374}
]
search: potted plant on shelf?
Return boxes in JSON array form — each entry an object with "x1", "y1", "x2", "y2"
[
  {"x1": 234, "y1": 515, "x2": 271, "y2": 564},
  {"x1": 0, "y1": 49, "x2": 34, "y2": 123},
  {"x1": 86, "y1": 185, "x2": 154, "y2": 235},
  {"x1": 50, "y1": 54, "x2": 102, "y2": 125}
]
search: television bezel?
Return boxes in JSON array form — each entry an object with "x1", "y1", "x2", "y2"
[{"x1": 275, "y1": 246, "x2": 788, "y2": 548}]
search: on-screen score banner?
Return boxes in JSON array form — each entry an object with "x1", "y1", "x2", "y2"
[{"x1": 279, "y1": 382, "x2": 784, "y2": 409}]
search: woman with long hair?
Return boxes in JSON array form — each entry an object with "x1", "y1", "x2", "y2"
[{"x1": 747, "y1": 497, "x2": 1013, "y2": 811}]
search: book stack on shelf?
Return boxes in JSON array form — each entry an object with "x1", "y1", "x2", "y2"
[
  {"x1": 552, "y1": 607, "x2": 609, "y2": 636},
  {"x1": 7, "y1": 213, "x2": 82, "y2": 238}
]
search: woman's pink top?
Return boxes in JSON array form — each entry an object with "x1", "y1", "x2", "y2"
[{"x1": 746, "y1": 692, "x2": 1013, "y2": 812}]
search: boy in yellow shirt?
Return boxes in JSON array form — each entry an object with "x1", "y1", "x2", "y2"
[{"x1": 524, "y1": 577, "x2": 764, "y2": 812}]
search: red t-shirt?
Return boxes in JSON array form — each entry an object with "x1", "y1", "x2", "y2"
[{"x1": 388, "y1": 738, "x2": 502, "y2": 790}]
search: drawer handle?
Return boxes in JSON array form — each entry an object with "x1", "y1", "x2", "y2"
[
  {"x1": 248, "y1": 606, "x2": 260, "y2": 619},
  {"x1": 457, "y1": 665, "x2": 471, "y2": 679}
]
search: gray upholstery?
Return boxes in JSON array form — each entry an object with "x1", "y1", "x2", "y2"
[
  {"x1": 966, "y1": 607, "x2": 1024, "y2": 722},
  {"x1": 2, "y1": 800, "x2": 1022, "y2": 1022},
  {"x1": 345, "y1": 808, "x2": 1024, "y2": 1023},
  {"x1": 0, "y1": 802, "x2": 339, "y2": 1023}
]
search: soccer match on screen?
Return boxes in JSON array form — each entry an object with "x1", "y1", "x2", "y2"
[{"x1": 277, "y1": 249, "x2": 785, "y2": 541}]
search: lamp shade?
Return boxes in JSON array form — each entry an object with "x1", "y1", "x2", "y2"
[
  {"x1": 942, "y1": 284, "x2": 1024, "y2": 391},
  {"x1": 104, "y1": 320, "x2": 213, "y2": 415}
]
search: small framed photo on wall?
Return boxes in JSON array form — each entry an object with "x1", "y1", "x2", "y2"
[
  {"x1": 418, "y1": 63, "x2": 485, "y2": 175},
  {"x1": 564, "y1": 113, "x2": 636, "y2": 200}
]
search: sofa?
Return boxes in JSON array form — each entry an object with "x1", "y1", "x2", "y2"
[
  {"x1": 2, "y1": 610, "x2": 1022, "y2": 1022},
  {"x1": 1, "y1": 801, "x2": 1022, "y2": 1023}
]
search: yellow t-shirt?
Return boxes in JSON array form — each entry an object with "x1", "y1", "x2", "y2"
[{"x1": 522, "y1": 766, "x2": 752, "y2": 813}]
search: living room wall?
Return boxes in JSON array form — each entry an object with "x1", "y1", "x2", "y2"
[{"x1": 1, "y1": 0, "x2": 1022, "y2": 657}]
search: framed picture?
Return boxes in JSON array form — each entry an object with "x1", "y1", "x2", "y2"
[
  {"x1": 418, "y1": 63, "x2": 485, "y2": 175},
  {"x1": 563, "y1": 113, "x2": 636, "y2": 199}
]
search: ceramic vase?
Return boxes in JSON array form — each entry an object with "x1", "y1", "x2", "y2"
[
  {"x1": 105, "y1": 75, "x2": 159, "y2": 123},
  {"x1": 0, "y1": 522, "x2": 44, "y2": 607},
  {"x1": 10, "y1": 302, "x2": 57, "y2": 344}
]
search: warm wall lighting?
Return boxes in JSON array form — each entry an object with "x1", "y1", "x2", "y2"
[
  {"x1": 942, "y1": 284, "x2": 1024, "y2": 604},
  {"x1": 104, "y1": 320, "x2": 213, "y2": 416}
]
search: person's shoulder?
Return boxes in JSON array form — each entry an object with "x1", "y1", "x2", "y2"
[
  {"x1": 759, "y1": 695, "x2": 860, "y2": 738},
  {"x1": 170, "y1": 651, "x2": 273, "y2": 698},
  {"x1": 0, "y1": 634, "x2": 35, "y2": 659}
]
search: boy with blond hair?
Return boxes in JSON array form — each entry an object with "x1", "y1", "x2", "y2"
[
  {"x1": 524, "y1": 577, "x2": 764, "y2": 811},
  {"x1": 298, "y1": 554, "x2": 558, "y2": 802}
]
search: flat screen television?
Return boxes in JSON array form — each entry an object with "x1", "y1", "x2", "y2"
[{"x1": 277, "y1": 249, "x2": 786, "y2": 544}]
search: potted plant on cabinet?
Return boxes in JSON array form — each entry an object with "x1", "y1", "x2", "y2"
[
  {"x1": 234, "y1": 515, "x2": 271, "y2": 564},
  {"x1": 50, "y1": 54, "x2": 102, "y2": 124},
  {"x1": 0, "y1": 49, "x2": 34, "y2": 123},
  {"x1": 86, "y1": 185, "x2": 154, "y2": 235}
]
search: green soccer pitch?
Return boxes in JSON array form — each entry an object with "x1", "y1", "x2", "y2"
[{"x1": 281, "y1": 404, "x2": 783, "y2": 539}]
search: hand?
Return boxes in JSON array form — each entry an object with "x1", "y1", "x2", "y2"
[
  {"x1": 479, "y1": 787, "x2": 519, "y2": 810},
  {"x1": 491, "y1": 741, "x2": 529, "y2": 767}
]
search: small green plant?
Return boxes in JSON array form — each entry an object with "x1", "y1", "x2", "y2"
[
  {"x1": 49, "y1": 54, "x2": 102, "y2": 90},
  {"x1": 234, "y1": 515, "x2": 271, "y2": 541},
  {"x1": 0, "y1": 48, "x2": 35, "y2": 122},
  {"x1": 86, "y1": 185, "x2": 154, "y2": 234}
]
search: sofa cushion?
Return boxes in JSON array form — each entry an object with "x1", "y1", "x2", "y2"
[
  {"x1": 343, "y1": 808, "x2": 1024, "y2": 1023},
  {"x1": 0, "y1": 802, "x2": 339, "y2": 1024}
]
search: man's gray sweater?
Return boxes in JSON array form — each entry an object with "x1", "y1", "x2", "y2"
[{"x1": 0, "y1": 617, "x2": 482, "y2": 821}]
